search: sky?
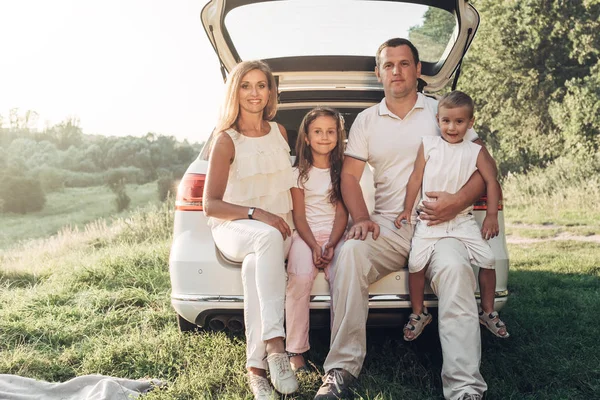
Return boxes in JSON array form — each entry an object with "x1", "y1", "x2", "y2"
[
  {"x1": 1, "y1": 0, "x2": 223, "y2": 143},
  {"x1": 1, "y1": 0, "x2": 427, "y2": 144}
]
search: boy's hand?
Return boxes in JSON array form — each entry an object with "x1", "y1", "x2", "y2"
[
  {"x1": 481, "y1": 215, "x2": 499, "y2": 240},
  {"x1": 394, "y1": 210, "x2": 411, "y2": 229}
]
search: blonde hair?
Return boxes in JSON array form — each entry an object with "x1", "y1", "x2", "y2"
[
  {"x1": 294, "y1": 107, "x2": 346, "y2": 205},
  {"x1": 438, "y1": 90, "x2": 475, "y2": 118},
  {"x1": 214, "y1": 60, "x2": 278, "y2": 135}
]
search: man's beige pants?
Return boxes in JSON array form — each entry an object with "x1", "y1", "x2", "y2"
[{"x1": 323, "y1": 215, "x2": 487, "y2": 400}]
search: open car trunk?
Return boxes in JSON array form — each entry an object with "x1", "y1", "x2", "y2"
[{"x1": 201, "y1": 0, "x2": 480, "y2": 93}]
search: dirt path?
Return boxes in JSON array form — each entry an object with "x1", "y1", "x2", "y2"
[
  {"x1": 506, "y1": 223, "x2": 600, "y2": 244},
  {"x1": 507, "y1": 232, "x2": 600, "y2": 244}
]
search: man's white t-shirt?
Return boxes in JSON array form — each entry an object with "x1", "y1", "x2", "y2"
[
  {"x1": 345, "y1": 93, "x2": 478, "y2": 221},
  {"x1": 292, "y1": 166, "x2": 336, "y2": 233}
]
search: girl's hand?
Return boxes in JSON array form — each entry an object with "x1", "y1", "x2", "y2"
[
  {"x1": 311, "y1": 244, "x2": 325, "y2": 268},
  {"x1": 320, "y1": 241, "x2": 335, "y2": 266},
  {"x1": 253, "y1": 208, "x2": 291, "y2": 239},
  {"x1": 481, "y1": 214, "x2": 499, "y2": 240},
  {"x1": 394, "y1": 210, "x2": 411, "y2": 229}
]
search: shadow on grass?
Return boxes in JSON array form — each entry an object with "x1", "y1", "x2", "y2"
[{"x1": 290, "y1": 268, "x2": 600, "y2": 400}]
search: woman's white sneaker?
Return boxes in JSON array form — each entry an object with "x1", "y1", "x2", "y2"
[
  {"x1": 266, "y1": 352, "x2": 299, "y2": 394},
  {"x1": 247, "y1": 373, "x2": 276, "y2": 400}
]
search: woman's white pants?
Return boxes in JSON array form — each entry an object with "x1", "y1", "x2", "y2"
[{"x1": 211, "y1": 219, "x2": 291, "y2": 370}]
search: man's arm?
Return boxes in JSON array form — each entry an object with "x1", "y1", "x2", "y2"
[{"x1": 341, "y1": 156, "x2": 380, "y2": 240}]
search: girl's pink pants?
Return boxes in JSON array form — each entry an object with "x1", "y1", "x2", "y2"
[{"x1": 285, "y1": 230, "x2": 342, "y2": 353}]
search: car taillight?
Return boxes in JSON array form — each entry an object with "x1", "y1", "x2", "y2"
[
  {"x1": 175, "y1": 173, "x2": 205, "y2": 211},
  {"x1": 473, "y1": 196, "x2": 503, "y2": 211}
]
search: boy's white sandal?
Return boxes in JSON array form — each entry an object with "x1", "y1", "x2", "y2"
[
  {"x1": 479, "y1": 310, "x2": 510, "y2": 338},
  {"x1": 266, "y1": 352, "x2": 299, "y2": 394},
  {"x1": 403, "y1": 307, "x2": 433, "y2": 341},
  {"x1": 247, "y1": 373, "x2": 276, "y2": 400}
]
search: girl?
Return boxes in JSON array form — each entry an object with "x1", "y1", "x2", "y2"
[
  {"x1": 203, "y1": 60, "x2": 298, "y2": 399},
  {"x1": 285, "y1": 107, "x2": 348, "y2": 372}
]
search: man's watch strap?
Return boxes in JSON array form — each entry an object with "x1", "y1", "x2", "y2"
[{"x1": 248, "y1": 207, "x2": 256, "y2": 220}]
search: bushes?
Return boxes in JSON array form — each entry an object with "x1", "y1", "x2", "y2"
[
  {"x1": 0, "y1": 176, "x2": 46, "y2": 214},
  {"x1": 106, "y1": 170, "x2": 131, "y2": 213},
  {"x1": 157, "y1": 176, "x2": 176, "y2": 202},
  {"x1": 502, "y1": 153, "x2": 600, "y2": 211},
  {"x1": 36, "y1": 168, "x2": 66, "y2": 193}
]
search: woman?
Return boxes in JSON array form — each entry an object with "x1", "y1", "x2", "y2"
[{"x1": 203, "y1": 60, "x2": 298, "y2": 399}]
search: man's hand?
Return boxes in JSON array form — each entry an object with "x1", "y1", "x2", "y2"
[
  {"x1": 394, "y1": 210, "x2": 411, "y2": 229},
  {"x1": 345, "y1": 219, "x2": 380, "y2": 241},
  {"x1": 419, "y1": 191, "x2": 462, "y2": 226},
  {"x1": 481, "y1": 214, "x2": 499, "y2": 240}
]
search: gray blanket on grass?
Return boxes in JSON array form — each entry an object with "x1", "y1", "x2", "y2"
[{"x1": 0, "y1": 374, "x2": 160, "y2": 400}]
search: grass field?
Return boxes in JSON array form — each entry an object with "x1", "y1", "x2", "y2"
[
  {"x1": 1, "y1": 195, "x2": 599, "y2": 399},
  {"x1": 0, "y1": 183, "x2": 161, "y2": 250}
]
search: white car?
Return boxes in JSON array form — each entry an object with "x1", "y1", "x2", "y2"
[{"x1": 170, "y1": 0, "x2": 509, "y2": 332}]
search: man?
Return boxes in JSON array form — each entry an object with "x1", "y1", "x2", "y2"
[{"x1": 313, "y1": 38, "x2": 490, "y2": 400}]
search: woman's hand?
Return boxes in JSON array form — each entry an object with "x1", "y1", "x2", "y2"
[{"x1": 253, "y1": 208, "x2": 291, "y2": 239}]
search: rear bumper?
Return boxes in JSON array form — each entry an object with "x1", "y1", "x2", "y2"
[{"x1": 172, "y1": 290, "x2": 509, "y2": 327}]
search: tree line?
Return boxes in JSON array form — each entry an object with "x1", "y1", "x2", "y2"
[{"x1": 0, "y1": 113, "x2": 203, "y2": 213}]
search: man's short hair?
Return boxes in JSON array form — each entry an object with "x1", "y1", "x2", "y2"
[
  {"x1": 438, "y1": 90, "x2": 475, "y2": 118},
  {"x1": 375, "y1": 38, "x2": 420, "y2": 67}
]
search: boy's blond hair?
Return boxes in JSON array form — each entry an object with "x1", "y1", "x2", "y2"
[{"x1": 438, "y1": 90, "x2": 475, "y2": 118}]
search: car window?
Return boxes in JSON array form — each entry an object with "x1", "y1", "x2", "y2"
[{"x1": 224, "y1": 0, "x2": 457, "y2": 65}]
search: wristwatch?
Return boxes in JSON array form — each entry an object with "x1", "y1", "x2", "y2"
[{"x1": 248, "y1": 207, "x2": 256, "y2": 220}]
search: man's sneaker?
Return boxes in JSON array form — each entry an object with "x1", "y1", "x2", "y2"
[
  {"x1": 314, "y1": 368, "x2": 355, "y2": 399},
  {"x1": 266, "y1": 352, "x2": 299, "y2": 394},
  {"x1": 247, "y1": 373, "x2": 276, "y2": 400}
]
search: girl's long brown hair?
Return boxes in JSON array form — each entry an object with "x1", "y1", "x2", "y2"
[{"x1": 293, "y1": 107, "x2": 346, "y2": 204}]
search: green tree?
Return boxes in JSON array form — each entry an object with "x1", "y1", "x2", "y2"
[
  {"x1": 47, "y1": 117, "x2": 84, "y2": 150},
  {"x1": 460, "y1": 0, "x2": 600, "y2": 174},
  {"x1": 409, "y1": 7, "x2": 456, "y2": 63}
]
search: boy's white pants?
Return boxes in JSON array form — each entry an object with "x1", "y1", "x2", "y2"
[
  {"x1": 323, "y1": 214, "x2": 488, "y2": 400},
  {"x1": 211, "y1": 219, "x2": 291, "y2": 370}
]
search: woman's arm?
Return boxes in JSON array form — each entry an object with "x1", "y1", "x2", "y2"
[{"x1": 203, "y1": 132, "x2": 246, "y2": 220}]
